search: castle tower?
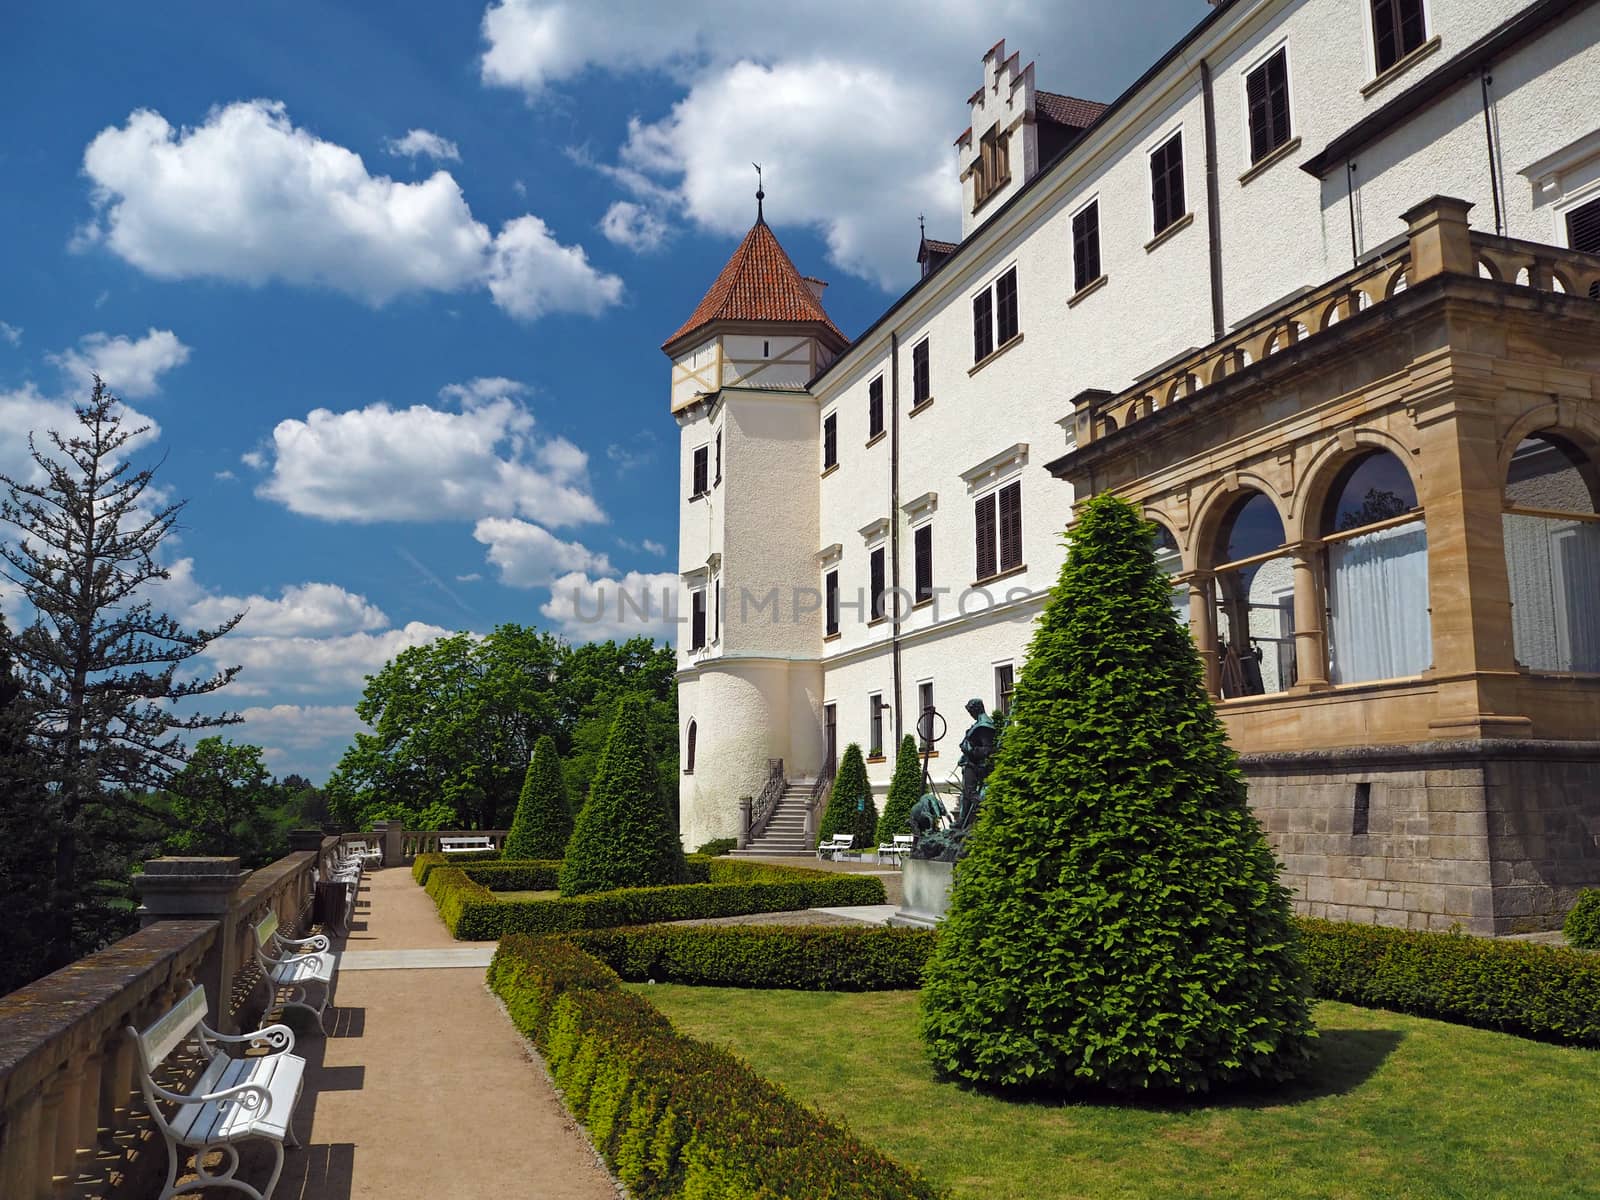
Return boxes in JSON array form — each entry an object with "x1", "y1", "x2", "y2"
[{"x1": 663, "y1": 195, "x2": 849, "y2": 848}]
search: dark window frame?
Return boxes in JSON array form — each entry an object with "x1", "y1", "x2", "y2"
[
  {"x1": 1072, "y1": 200, "x2": 1101, "y2": 293},
  {"x1": 1245, "y1": 47, "x2": 1292, "y2": 164},
  {"x1": 690, "y1": 589, "x2": 706, "y2": 650},
  {"x1": 822, "y1": 412, "x2": 838, "y2": 470},
  {"x1": 1567, "y1": 195, "x2": 1600, "y2": 257},
  {"x1": 995, "y1": 663, "x2": 1015, "y2": 716},
  {"x1": 972, "y1": 287, "x2": 994, "y2": 363},
  {"x1": 917, "y1": 681, "x2": 935, "y2": 750},
  {"x1": 1370, "y1": 0, "x2": 1427, "y2": 74},
  {"x1": 998, "y1": 480, "x2": 1023, "y2": 574},
  {"x1": 868, "y1": 693, "x2": 884, "y2": 758},
  {"x1": 913, "y1": 523, "x2": 933, "y2": 605},
  {"x1": 995, "y1": 267, "x2": 1019, "y2": 347},
  {"x1": 868, "y1": 376, "x2": 884, "y2": 439},
  {"x1": 825, "y1": 569, "x2": 840, "y2": 637},
  {"x1": 1150, "y1": 132, "x2": 1186, "y2": 237},
  {"x1": 869, "y1": 546, "x2": 886, "y2": 622},
  {"x1": 691, "y1": 446, "x2": 709, "y2": 497},
  {"x1": 713, "y1": 431, "x2": 722, "y2": 485},
  {"x1": 911, "y1": 339, "x2": 930, "y2": 406},
  {"x1": 975, "y1": 492, "x2": 997, "y2": 581}
]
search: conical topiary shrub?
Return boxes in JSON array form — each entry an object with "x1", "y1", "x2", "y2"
[
  {"x1": 877, "y1": 735, "x2": 922, "y2": 842},
  {"x1": 817, "y1": 743, "x2": 872, "y2": 848},
  {"x1": 502, "y1": 735, "x2": 573, "y2": 860},
  {"x1": 920, "y1": 494, "x2": 1316, "y2": 1096},
  {"x1": 559, "y1": 697, "x2": 686, "y2": 896}
]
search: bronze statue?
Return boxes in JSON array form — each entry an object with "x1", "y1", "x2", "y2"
[{"x1": 908, "y1": 699, "x2": 1001, "y2": 862}]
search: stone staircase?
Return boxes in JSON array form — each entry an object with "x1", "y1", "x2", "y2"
[{"x1": 729, "y1": 779, "x2": 817, "y2": 857}]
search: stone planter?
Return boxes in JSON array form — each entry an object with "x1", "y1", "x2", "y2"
[{"x1": 887, "y1": 857, "x2": 955, "y2": 929}]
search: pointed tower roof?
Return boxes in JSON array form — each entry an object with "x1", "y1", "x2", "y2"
[{"x1": 662, "y1": 219, "x2": 848, "y2": 354}]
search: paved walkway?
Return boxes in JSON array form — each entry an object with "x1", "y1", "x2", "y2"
[{"x1": 275, "y1": 868, "x2": 620, "y2": 1200}]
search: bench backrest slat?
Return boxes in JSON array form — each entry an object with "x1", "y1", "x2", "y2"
[
  {"x1": 137, "y1": 984, "x2": 207, "y2": 1067},
  {"x1": 254, "y1": 910, "x2": 280, "y2": 949}
]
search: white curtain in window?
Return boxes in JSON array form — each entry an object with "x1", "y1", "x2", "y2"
[
  {"x1": 1504, "y1": 513, "x2": 1600, "y2": 672},
  {"x1": 1327, "y1": 519, "x2": 1430, "y2": 684}
]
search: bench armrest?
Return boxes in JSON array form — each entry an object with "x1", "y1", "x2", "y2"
[
  {"x1": 194, "y1": 1080, "x2": 273, "y2": 1111},
  {"x1": 276, "y1": 932, "x2": 332, "y2": 952},
  {"x1": 201, "y1": 1020, "x2": 296, "y2": 1055}
]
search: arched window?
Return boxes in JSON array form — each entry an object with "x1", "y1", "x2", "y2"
[
  {"x1": 1211, "y1": 492, "x2": 1294, "y2": 697},
  {"x1": 1503, "y1": 434, "x2": 1600, "y2": 672},
  {"x1": 684, "y1": 720, "x2": 697, "y2": 775},
  {"x1": 1151, "y1": 522, "x2": 1189, "y2": 627},
  {"x1": 1321, "y1": 449, "x2": 1429, "y2": 684}
]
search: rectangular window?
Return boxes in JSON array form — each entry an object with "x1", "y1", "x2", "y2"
[
  {"x1": 713, "y1": 578, "x2": 720, "y2": 642},
  {"x1": 1150, "y1": 132, "x2": 1186, "y2": 237},
  {"x1": 869, "y1": 546, "x2": 886, "y2": 621},
  {"x1": 914, "y1": 524, "x2": 933, "y2": 605},
  {"x1": 918, "y1": 681, "x2": 935, "y2": 750},
  {"x1": 714, "y1": 431, "x2": 722, "y2": 484},
  {"x1": 868, "y1": 694, "x2": 884, "y2": 758},
  {"x1": 690, "y1": 589, "x2": 706, "y2": 650},
  {"x1": 1567, "y1": 196, "x2": 1600, "y2": 256},
  {"x1": 825, "y1": 569, "x2": 840, "y2": 637},
  {"x1": 972, "y1": 287, "x2": 994, "y2": 363},
  {"x1": 995, "y1": 267, "x2": 1019, "y2": 346},
  {"x1": 1371, "y1": 0, "x2": 1427, "y2": 74},
  {"x1": 822, "y1": 412, "x2": 838, "y2": 470},
  {"x1": 912, "y1": 339, "x2": 930, "y2": 406},
  {"x1": 975, "y1": 493, "x2": 997, "y2": 581},
  {"x1": 995, "y1": 663, "x2": 1015, "y2": 716},
  {"x1": 998, "y1": 480, "x2": 1023, "y2": 573},
  {"x1": 868, "y1": 376, "x2": 884, "y2": 439},
  {"x1": 691, "y1": 446, "x2": 708, "y2": 497},
  {"x1": 1072, "y1": 201, "x2": 1101, "y2": 293},
  {"x1": 1246, "y1": 48, "x2": 1292, "y2": 164}
]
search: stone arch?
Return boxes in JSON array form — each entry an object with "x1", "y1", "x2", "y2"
[
  {"x1": 1141, "y1": 506, "x2": 1189, "y2": 572},
  {"x1": 1189, "y1": 471, "x2": 1291, "y2": 565},
  {"x1": 1293, "y1": 428, "x2": 1423, "y2": 537},
  {"x1": 1497, "y1": 403, "x2": 1600, "y2": 489}
]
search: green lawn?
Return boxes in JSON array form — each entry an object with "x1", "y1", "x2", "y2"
[
  {"x1": 636, "y1": 986, "x2": 1600, "y2": 1200},
  {"x1": 493, "y1": 889, "x2": 559, "y2": 901}
]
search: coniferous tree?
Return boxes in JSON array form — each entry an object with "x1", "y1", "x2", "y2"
[
  {"x1": 0, "y1": 380, "x2": 242, "y2": 970},
  {"x1": 558, "y1": 697, "x2": 685, "y2": 896},
  {"x1": 817, "y1": 742, "x2": 873, "y2": 849},
  {"x1": 0, "y1": 615, "x2": 54, "y2": 993},
  {"x1": 920, "y1": 495, "x2": 1315, "y2": 1096},
  {"x1": 877, "y1": 735, "x2": 922, "y2": 842},
  {"x1": 503, "y1": 735, "x2": 573, "y2": 860}
]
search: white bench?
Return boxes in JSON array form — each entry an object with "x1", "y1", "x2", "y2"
[
  {"x1": 817, "y1": 833, "x2": 855, "y2": 860},
  {"x1": 127, "y1": 982, "x2": 304, "y2": 1200},
  {"x1": 345, "y1": 838, "x2": 383, "y2": 869},
  {"x1": 876, "y1": 834, "x2": 914, "y2": 864},
  {"x1": 440, "y1": 835, "x2": 496, "y2": 855},
  {"x1": 253, "y1": 911, "x2": 336, "y2": 1034}
]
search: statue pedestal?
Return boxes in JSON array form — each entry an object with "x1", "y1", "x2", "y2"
[{"x1": 887, "y1": 857, "x2": 954, "y2": 929}]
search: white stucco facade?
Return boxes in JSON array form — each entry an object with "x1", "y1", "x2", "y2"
[{"x1": 671, "y1": 0, "x2": 1600, "y2": 842}]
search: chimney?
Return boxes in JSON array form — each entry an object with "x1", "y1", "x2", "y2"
[{"x1": 802, "y1": 276, "x2": 828, "y2": 304}]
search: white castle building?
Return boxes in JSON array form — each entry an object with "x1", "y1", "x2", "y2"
[{"x1": 668, "y1": 0, "x2": 1600, "y2": 930}]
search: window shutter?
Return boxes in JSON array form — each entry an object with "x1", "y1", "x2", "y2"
[
  {"x1": 713, "y1": 578, "x2": 720, "y2": 641},
  {"x1": 714, "y1": 432, "x2": 722, "y2": 483},
  {"x1": 825, "y1": 570, "x2": 840, "y2": 636},
  {"x1": 870, "y1": 547, "x2": 885, "y2": 621},
  {"x1": 998, "y1": 481, "x2": 1023, "y2": 572},
  {"x1": 975, "y1": 494, "x2": 997, "y2": 580},
  {"x1": 1151, "y1": 135, "x2": 1184, "y2": 234},
  {"x1": 868, "y1": 377, "x2": 884, "y2": 438},
  {"x1": 996, "y1": 268, "x2": 1018, "y2": 345},
  {"x1": 823, "y1": 413, "x2": 837, "y2": 468},
  {"x1": 1073, "y1": 202, "x2": 1100, "y2": 292},
  {"x1": 691, "y1": 590, "x2": 706, "y2": 649},
  {"x1": 912, "y1": 340, "x2": 930, "y2": 404},
  {"x1": 914, "y1": 525, "x2": 933, "y2": 603},
  {"x1": 692, "y1": 447, "x2": 708, "y2": 496},
  {"x1": 1398, "y1": 0, "x2": 1426, "y2": 58},
  {"x1": 1247, "y1": 61, "x2": 1272, "y2": 162},
  {"x1": 1567, "y1": 196, "x2": 1600, "y2": 256},
  {"x1": 973, "y1": 288, "x2": 994, "y2": 362}
]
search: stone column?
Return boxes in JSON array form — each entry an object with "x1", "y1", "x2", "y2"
[
  {"x1": 132, "y1": 857, "x2": 251, "y2": 1034},
  {"x1": 381, "y1": 819, "x2": 404, "y2": 868},
  {"x1": 1401, "y1": 195, "x2": 1475, "y2": 280},
  {"x1": 1288, "y1": 542, "x2": 1330, "y2": 690},
  {"x1": 1184, "y1": 571, "x2": 1219, "y2": 697}
]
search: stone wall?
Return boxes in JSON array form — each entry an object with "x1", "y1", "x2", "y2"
[{"x1": 1242, "y1": 741, "x2": 1600, "y2": 934}]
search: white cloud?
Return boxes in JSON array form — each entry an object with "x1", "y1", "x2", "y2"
[
  {"x1": 257, "y1": 383, "x2": 602, "y2": 527},
  {"x1": 49, "y1": 328, "x2": 190, "y2": 399},
  {"x1": 642, "y1": 538, "x2": 667, "y2": 556},
  {"x1": 78, "y1": 100, "x2": 621, "y2": 318},
  {"x1": 214, "y1": 469, "x2": 236, "y2": 481},
  {"x1": 185, "y1": 579, "x2": 390, "y2": 638},
  {"x1": 0, "y1": 321, "x2": 21, "y2": 346},
  {"x1": 456, "y1": 571, "x2": 483, "y2": 583},
  {"x1": 385, "y1": 128, "x2": 462, "y2": 163},
  {"x1": 241, "y1": 449, "x2": 266, "y2": 470},
  {"x1": 235, "y1": 704, "x2": 372, "y2": 774},
  {"x1": 474, "y1": 517, "x2": 611, "y2": 587},
  {"x1": 541, "y1": 569, "x2": 679, "y2": 641},
  {"x1": 206, "y1": 620, "x2": 456, "y2": 698},
  {"x1": 599, "y1": 200, "x2": 668, "y2": 253}
]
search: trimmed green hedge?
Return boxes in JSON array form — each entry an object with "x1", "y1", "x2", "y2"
[
  {"x1": 411, "y1": 849, "x2": 499, "y2": 885},
  {"x1": 488, "y1": 935, "x2": 942, "y2": 1199},
  {"x1": 429, "y1": 858, "x2": 886, "y2": 940},
  {"x1": 461, "y1": 861, "x2": 564, "y2": 891},
  {"x1": 569, "y1": 924, "x2": 936, "y2": 990},
  {"x1": 1298, "y1": 918, "x2": 1600, "y2": 1045},
  {"x1": 1563, "y1": 889, "x2": 1600, "y2": 950}
]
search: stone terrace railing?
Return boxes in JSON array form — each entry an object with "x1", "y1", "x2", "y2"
[
  {"x1": 0, "y1": 831, "x2": 355, "y2": 1200},
  {"x1": 1069, "y1": 196, "x2": 1600, "y2": 447},
  {"x1": 398, "y1": 828, "x2": 510, "y2": 861}
]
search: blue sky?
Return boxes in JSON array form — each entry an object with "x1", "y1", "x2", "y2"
[{"x1": 0, "y1": 1, "x2": 1200, "y2": 780}]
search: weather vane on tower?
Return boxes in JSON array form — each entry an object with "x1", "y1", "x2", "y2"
[{"x1": 753, "y1": 162, "x2": 765, "y2": 223}]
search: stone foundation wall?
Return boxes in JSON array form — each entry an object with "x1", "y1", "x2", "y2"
[{"x1": 1240, "y1": 741, "x2": 1600, "y2": 935}]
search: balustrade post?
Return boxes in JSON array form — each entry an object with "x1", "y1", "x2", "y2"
[
  {"x1": 382, "y1": 819, "x2": 405, "y2": 867},
  {"x1": 737, "y1": 797, "x2": 752, "y2": 850},
  {"x1": 132, "y1": 857, "x2": 250, "y2": 1034},
  {"x1": 1401, "y1": 195, "x2": 1475, "y2": 281}
]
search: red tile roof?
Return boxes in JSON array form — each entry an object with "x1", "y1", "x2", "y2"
[
  {"x1": 663, "y1": 220, "x2": 847, "y2": 351},
  {"x1": 1036, "y1": 91, "x2": 1107, "y2": 130}
]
